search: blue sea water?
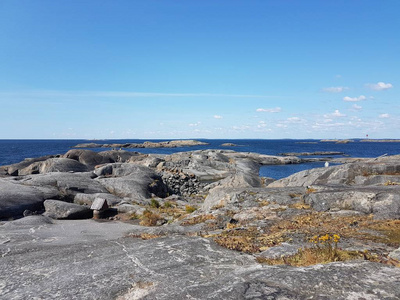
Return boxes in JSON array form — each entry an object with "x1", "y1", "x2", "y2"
[{"x1": 0, "y1": 139, "x2": 399, "y2": 179}]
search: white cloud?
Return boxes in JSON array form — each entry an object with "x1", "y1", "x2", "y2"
[
  {"x1": 214, "y1": 115, "x2": 223, "y2": 119},
  {"x1": 351, "y1": 104, "x2": 362, "y2": 111},
  {"x1": 256, "y1": 107, "x2": 282, "y2": 113},
  {"x1": 367, "y1": 82, "x2": 393, "y2": 91},
  {"x1": 232, "y1": 125, "x2": 250, "y2": 131},
  {"x1": 379, "y1": 113, "x2": 390, "y2": 118},
  {"x1": 324, "y1": 110, "x2": 346, "y2": 118},
  {"x1": 189, "y1": 122, "x2": 201, "y2": 127},
  {"x1": 257, "y1": 121, "x2": 267, "y2": 128},
  {"x1": 286, "y1": 117, "x2": 304, "y2": 123},
  {"x1": 312, "y1": 122, "x2": 346, "y2": 128},
  {"x1": 322, "y1": 86, "x2": 349, "y2": 93},
  {"x1": 343, "y1": 95, "x2": 366, "y2": 102}
]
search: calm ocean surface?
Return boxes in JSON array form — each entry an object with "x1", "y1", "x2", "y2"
[{"x1": 0, "y1": 139, "x2": 399, "y2": 179}]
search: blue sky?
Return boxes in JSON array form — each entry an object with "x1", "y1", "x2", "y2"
[{"x1": 0, "y1": 1, "x2": 398, "y2": 139}]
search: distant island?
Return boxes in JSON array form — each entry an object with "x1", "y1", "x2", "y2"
[
  {"x1": 360, "y1": 139, "x2": 400, "y2": 143},
  {"x1": 320, "y1": 139, "x2": 354, "y2": 144},
  {"x1": 74, "y1": 139, "x2": 209, "y2": 149}
]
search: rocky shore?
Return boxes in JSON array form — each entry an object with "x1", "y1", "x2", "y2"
[{"x1": 1, "y1": 148, "x2": 400, "y2": 299}]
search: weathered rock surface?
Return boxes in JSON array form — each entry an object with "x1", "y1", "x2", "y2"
[
  {"x1": 0, "y1": 178, "x2": 59, "y2": 219},
  {"x1": 63, "y1": 149, "x2": 141, "y2": 169},
  {"x1": 21, "y1": 172, "x2": 108, "y2": 196},
  {"x1": 43, "y1": 199, "x2": 92, "y2": 219},
  {"x1": 1, "y1": 218, "x2": 399, "y2": 299},
  {"x1": 0, "y1": 149, "x2": 142, "y2": 176},
  {"x1": 36, "y1": 157, "x2": 89, "y2": 173},
  {"x1": 74, "y1": 192, "x2": 123, "y2": 206},
  {"x1": 269, "y1": 155, "x2": 400, "y2": 188},
  {"x1": 257, "y1": 242, "x2": 300, "y2": 259},
  {"x1": 95, "y1": 163, "x2": 168, "y2": 200},
  {"x1": 0, "y1": 155, "x2": 56, "y2": 175},
  {"x1": 201, "y1": 186, "x2": 305, "y2": 212},
  {"x1": 304, "y1": 186, "x2": 400, "y2": 219}
]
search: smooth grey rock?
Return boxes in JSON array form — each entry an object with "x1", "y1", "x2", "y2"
[
  {"x1": 64, "y1": 149, "x2": 143, "y2": 169},
  {"x1": 74, "y1": 192, "x2": 123, "y2": 206},
  {"x1": 78, "y1": 193, "x2": 118, "y2": 206},
  {"x1": 0, "y1": 155, "x2": 55, "y2": 176},
  {"x1": 20, "y1": 172, "x2": 108, "y2": 197},
  {"x1": 0, "y1": 178, "x2": 58, "y2": 219},
  {"x1": 205, "y1": 172, "x2": 261, "y2": 191},
  {"x1": 257, "y1": 243, "x2": 300, "y2": 259},
  {"x1": 43, "y1": 200, "x2": 92, "y2": 219},
  {"x1": 63, "y1": 149, "x2": 106, "y2": 169},
  {"x1": 389, "y1": 247, "x2": 400, "y2": 261},
  {"x1": 36, "y1": 158, "x2": 89, "y2": 173},
  {"x1": 116, "y1": 204, "x2": 145, "y2": 215},
  {"x1": 94, "y1": 163, "x2": 154, "y2": 177},
  {"x1": 1, "y1": 220, "x2": 399, "y2": 299},
  {"x1": 2, "y1": 215, "x2": 54, "y2": 227},
  {"x1": 95, "y1": 164, "x2": 167, "y2": 199},
  {"x1": 201, "y1": 187, "x2": 305, "y2": 212},
  {"x1": 305, "y1": 187, "x2": 400, "y2": 219},
  {"x1": 269, "y1": 156, "x2": 400, "y2": 188},
  {"x1": 1, "y1": 157, "x2": 88, "y2": 175}
]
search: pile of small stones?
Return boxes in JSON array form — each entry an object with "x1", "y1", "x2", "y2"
[{"x1": 162, "y1": 171, "x2": 205, "y2": 196}]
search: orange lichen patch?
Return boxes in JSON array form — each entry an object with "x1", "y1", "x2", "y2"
[
  {"x1": 212, "y1": 211, "x2": 400, "y2": 262},
  {"x1": 306, "y1": 187, "x2": 316, "y2": 194},
  {"x1": 258, "y1": 200, "x2": 270, "y2": 207},
  {"x1": 139, "y1": 209, "x2": 164, "y2": 226},
  {"x1": 364, "y1": 219, "x2": 400, "y2": 246},
  {"x1": 257, "y1": 247, "x2": 362, "y2": 267},
  {"x1": 383, "y1": 180, "x2": 400, "y2": 186},
  {"x1": 127, "y1": 233, "x2": 163, "y2": 240},
  {"x1": 288, "y1": 201, "x2": 311, "y2": 210},
  {"x1": 185, "y1": 205, "x2": 197, "y2": 213},
  {"x1": 212, "y1": 227, "x2": 287, "y2": 254},
  {"x1": 180, "y1": 214, "x2": 216, "y2": 226}
]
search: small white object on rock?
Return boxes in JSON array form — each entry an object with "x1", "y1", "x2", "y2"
[{"x1": 91, "y1": 198, "x2": 109, "y2": 211}]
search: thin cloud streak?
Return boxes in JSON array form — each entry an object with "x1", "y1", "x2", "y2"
[{"x1": 0, "y1": 90, "x2": 281, "y2": 99}]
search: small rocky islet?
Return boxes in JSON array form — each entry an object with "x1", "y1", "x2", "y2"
[{"x1": 1, "y1": 141, "x2": 400, "y2": 299}]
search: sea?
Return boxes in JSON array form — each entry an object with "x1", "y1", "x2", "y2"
[{"x1": 0, "y1": 139, "x2": 399, "y2": 179}]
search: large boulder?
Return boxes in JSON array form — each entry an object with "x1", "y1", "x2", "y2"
[
  {"x1": 95, "y1": 163, "x2": 168, "y2": 200},
  {"x1": 37, "y1": 158, "x2": 88, "y2": 173},
  {"x1": 43, "y1": 200, "x2": 92, "y2": 219},
  {"x1": 269, "y1": 156, "x2": 400, "y2": 188},
  {"x1": 0, "y1": 178, "x2": 59, "y2": 219},
  {"x1": 19, "y1": 172, "x2": 108, "y2": 199},
  {"x1": 304, "y1": 186, "x2": 400, "y2": 219},
  {"x1": 63, "y1": 149, "x2": 106, "y2": 169},
  {"x1": 0, "y1": 155, "x2": 55, "y2": 176},
  {"x1": 63, "y1": 149, "x2": 140, "y2": 170},
  {"x1": 201, "y1": 187, "x2": 305, "y2": 212}
]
